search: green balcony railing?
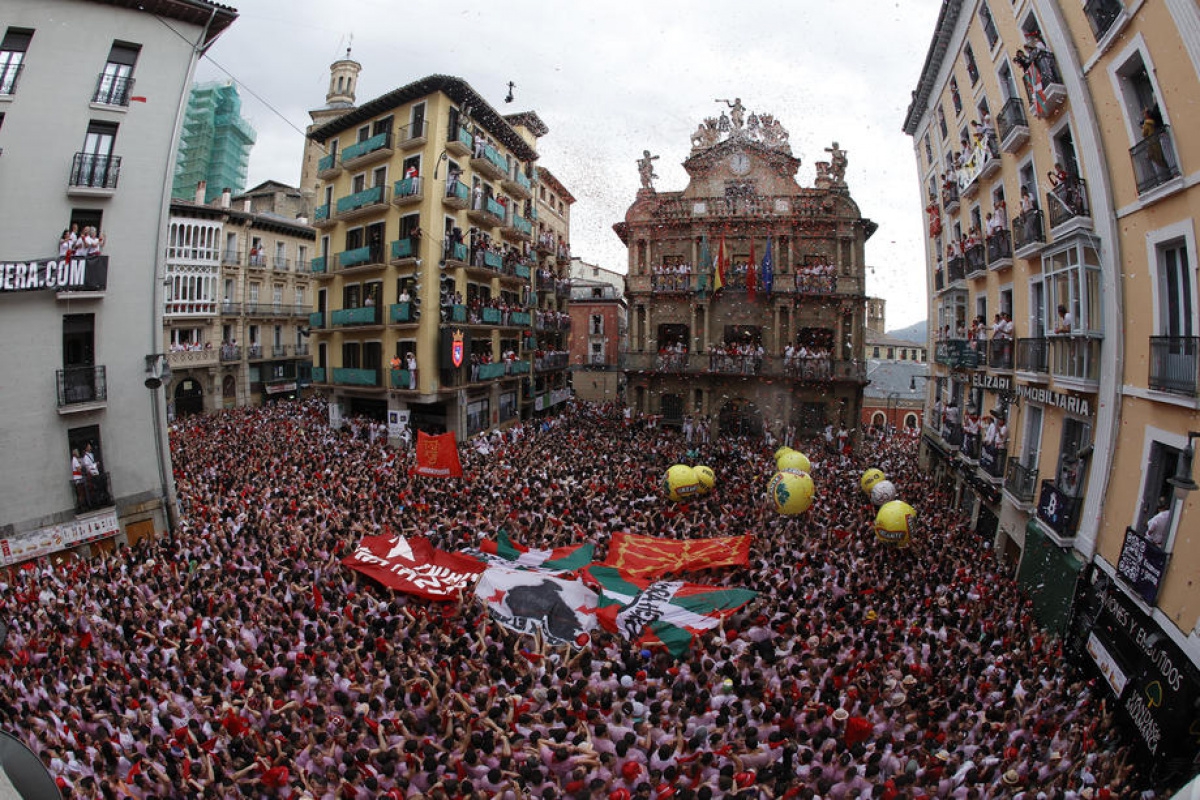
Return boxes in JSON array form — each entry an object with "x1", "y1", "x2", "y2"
[
  {"x1": 483, "y1": 251, "x2": 504, "y2": 270},
  {"x1": 445, "y1": 180, "x2": 470, "y2": 204},
  {"x1": 478, "y1": 362, "x2": 507, "y2": 380},
  {"x1": 391, "y1": 238, "x2": 416, "y2": 261},
  {"x1": 481, "y1": 307, "x2": 502, "y2": 324},
  {"x1": 332, "y1": 367, "x2": 379, "y2": 386},
  {"x1": 390, "y1": 369, "x2": 414, "y2": 389},
  {"x1": 393, "y1": 176, "x2": 421, "y2": 199},
  {"x1": 312, "y1": 367, "x2": 326, "y2": 383},
  {"x1": 515, "y1": 264, "x2": 531, "y2": 279},
  {"x1": 446, "y1": 241, "x2": 468, "y2": 262},
  {"x1": 317, "y1": 153, "x2": 337, "y2": 172},
  {"x1": 485, "y1": 197, "x2": 505, "y2": 220},
  {"x1": 331, "y1": 306, "x2": 380, "y2": 326},
  {"x1": 338, "y1": 246, "x2": 372, "y2": 268},
  {"x1": 453, "y1": 126, "x2": 473, "y2": 150},
  {"x1": 336, "y1": 184, "x2": 385, "y2": 214},
  {"x1": 511, "y1": 215, "x2": 532, "y2": 236},
  {"x1": 515, "y1": 171, "x2": 532, "y2": 192},
  {"x1": 510, "y1": 360, "x2": 531, "y2": 374},
  {"x1": 314, "y1": 204, "x2": 330, "y2": 222},
  {"x1": 341, "y1": 131, "x2": 390, "y2": 162},
  {"x1": 310, "y1": 256, "x2": 327, "y2": 273},
  {"x1": 483, "y1": 144, "x2": 509, "y2": 174},
  {"x1": 511, "y1": 311, "x2": 531, "y2": 326},
  {"x1": 390, "y1": 302, "x2": 417, "y2": 323},
  {"x1": 450, "y1": 304, "x2": 467, "y2": 323},
  {"x1": 308, "y1": 312, "x2": 324, "y2": 329}
]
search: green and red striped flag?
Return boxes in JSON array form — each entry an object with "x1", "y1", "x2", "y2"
[
  {"x1": 476, "y1": 530, "x2": 594, "y2": 574},
  {"x1": 586, "y1": 565, "x2": 757, "y2": 657}
]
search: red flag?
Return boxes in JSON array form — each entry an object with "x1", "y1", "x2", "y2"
[
  {"x1": 312, "y1": 584, "x2": 323, "y2": 612},
  {"x1": 602, "y1": 532, "x2": 752, "y2": 578},
  {"x1": 410, "y1": 431, "x2": 463, "y2": 478},
  {"x1": 342, "y1": 534, "x2": 485, "y2": 600},
  {"x1": 746, "y1": 238, "x2": 757, "y2": 300},
  {"x1": 130, "y1": 96, "x2": 148, "y2": 103}
]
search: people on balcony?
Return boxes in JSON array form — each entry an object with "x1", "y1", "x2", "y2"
[
  {"x1": 652, "y1": 262, "x2": 693, "y2": 291},
  {"x1": 783, "y1": 343, "x2": 832, "y2": 380},
  {"x1": 795, "y1": 262, "x2": 836, "y2": 293},
  {"x1": 405, "y1": 352, "x2": 417, "y2": 390},
  {"x1": 657, "y1": 341, "x2": 688, "y2": 371},
  {"x1": 1053, "y1": 304, "x2": 1075, "y2": 338},
  {"x1": 1141, "y1": 106, "x2": 1172, "y2": 184}
]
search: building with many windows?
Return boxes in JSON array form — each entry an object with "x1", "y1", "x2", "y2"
[
  {"x1": 172, "y1": 80, "x2": 256, "y2": 203},
  {"x1": 304, "y1": 72, "x2": 571, "y2": 438},
  {"x1": 568, "y1": 259, "x2": 626, "y2": 404},
  {"x1": 618, "y1": 101, "x2": 873, "y2": 438},
  {"x1": 904, "y1": 0, "x2": 1200, "y2": 779},
  {"x1": 0, "y1": 0, "x2": 236, "y2": 560},
  {"x1": 164, "y1": 181, "x2": 316, "y2": 415}
]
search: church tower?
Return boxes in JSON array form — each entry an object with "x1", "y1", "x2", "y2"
[{"x1": 299, "y1": 48, "x2": 362, "y2": 213}]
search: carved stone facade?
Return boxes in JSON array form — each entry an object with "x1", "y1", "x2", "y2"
[{"x1": 618, "y1": 102, "x2": 875, "y2": 439}]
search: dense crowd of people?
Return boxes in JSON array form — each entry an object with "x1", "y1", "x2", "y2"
[{"x1": 0, "y1": 398, "x2": 1152, "y2": 799}]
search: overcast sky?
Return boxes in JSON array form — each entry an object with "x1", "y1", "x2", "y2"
[{"x1": 197, "y1": 0, "x2": 942, "y2": 329}]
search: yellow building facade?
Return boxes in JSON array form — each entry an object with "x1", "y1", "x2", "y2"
[
  {"x1": 905, "y1": 0, "x2": 1200, "y2": 779},
  {"x1": 305, "y1": 74, "x2": 570, "y2": 438}
]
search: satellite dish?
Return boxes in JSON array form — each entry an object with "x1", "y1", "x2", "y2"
[{"x1": 0, "y1": 730, "x2": 61, "y2": 798}]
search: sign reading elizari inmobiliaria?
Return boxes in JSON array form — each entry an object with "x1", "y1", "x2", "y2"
[{"x1": 0, "y1": 256, "x2": 108, "y2": 293}]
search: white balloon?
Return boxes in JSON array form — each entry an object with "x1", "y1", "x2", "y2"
[{"x1": 871, "y1": 480, "x2": 897, "y2": 506}]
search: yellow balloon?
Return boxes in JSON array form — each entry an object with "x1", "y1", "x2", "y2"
[
  {"x1": 777, "y1": 451, "x2": 811, "y2": 473},
  {"x1": 768, "y1": 470, "x2": 815, "y2": 515},
  {"x1": 664, "y1": 464, "x2": 701, "y2": 502},
  {"x1": 694, "y1": 465, "x2": 715, "y2": 493},
  {"x1": 875, "y1": 501, "x2": 917, "y2": 546},
  {"x1": 774, "y1": 447, "x2": 796, "y2": 462},
  {"x1": 861, "y1": 468, "x2": 886, "y2": 495}
]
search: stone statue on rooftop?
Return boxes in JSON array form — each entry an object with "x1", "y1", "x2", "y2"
[{"x1": 637, "y1": 149, "x2": 660, "y2": 190}]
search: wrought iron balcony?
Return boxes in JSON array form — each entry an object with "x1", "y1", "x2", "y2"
[
  {"x1": 445, "y1": 123, "x2": 473, "y2": 157},
  {"x1": 1130, "y1": 127, "x2": 1182, "y2": 195},
  {"x1": 69, "y1": 153, "x2": 121, "y2": 191},
  {"x1": 1148, "y1": 335, "x2": 1199, "y2": 396},
  {"x1": 980, "y1": 446, "x2": 1007, "y2": 480},
  {"x1": 996, "y1": 97, "x2": 1029, "y2": 154},
  {"x1": 443, "y1": 241, "x2": 469, "y2": 264},
  {"x1": 444, "y1": 179, "x2": 470, "y2": 209},
  {"x1": 1012, "y1": 209, "x2": 1046, "y2": 257},
  {"x1": 1004, "y1": 457, "x2": 1037, "y2": 502},
  {"x1": 986, "y1": 230, "x2": 1012, "y2": 267},
  {"x1": 1037, "y1": 479, "x2": 1081, "y2": 538},
  {"x1": 934, "y1": 339, "x2": 981, "y2": 369},
  {"x1": 964, "y1": 243, "x2": 986, "y2": 277},
  {"x1": 946, "y1": 256, "x2": 966, "y2": 283},
  {"x1": 92, "y1": 73, "x2": 134, "y2": 106},
  {"x1": 220, "y1": 345, "x2": 241, "y2": 362},
  {"x1": 1016, "y1": 337, "x2": 1048, "y2": 374},
  {"x1": 987, "y1": 338, "x2": 1014, "y2": 370},
  {"x1": 397, "y1": 119, "x2": 427, "y2": 149},
  {"x1": 335, "y1": 185, "x2": 388, "y2": 219},
  {"x1": 1046, "y1": 178, "x2": 1090, "y2": 231},
  {"x1": 72, "y1": 471, "x2": 113, "y2": 514},
  {"x1": 390, "y1": 302, "x2": 418, "y2": 323},
  {"x1": 960, "y1": 430, "x2": 981, "y2": 461},
  {"x1": 941, "y1": 184, "x2": 960, "y2": 211},
  {"x1": 57, "y1": 365, "x2": 107, "y2": 407}
]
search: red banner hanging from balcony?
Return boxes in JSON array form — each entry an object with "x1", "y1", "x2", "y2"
[{"x1": 410, "y1": 431, "x2": 463, "y2": 478}]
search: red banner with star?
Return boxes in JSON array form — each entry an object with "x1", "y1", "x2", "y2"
[
  {"x1": 602, "y1": 532, "x2": 752, "y2": 578},
  {"x1": 342, "y1": 535, "x2": 484, "y2": 600},
  {"x1": 409, "y1": 431, "x2": 463, "y2": 478}
]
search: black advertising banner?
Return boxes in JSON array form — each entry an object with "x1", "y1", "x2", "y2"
[
  {"x1": 1090, "y1": 583, "x2": 1199, "y2": 760},
  {"x1": 0, "y1": 256, "x2": 108, "y2": 294}
]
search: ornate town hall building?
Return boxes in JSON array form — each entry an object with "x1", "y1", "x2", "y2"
[{"x1": 617, "y1": 101, "x2": 875, "y2": 438}]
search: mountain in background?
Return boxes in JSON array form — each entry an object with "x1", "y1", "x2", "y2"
[{"x1": 887, "y1": 319, "x2": 928, "y2": 344}]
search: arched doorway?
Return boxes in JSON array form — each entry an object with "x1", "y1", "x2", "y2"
[
  {"x1": 173, "y1": 377, "x2": 204, "y2": 417},
  {"x1": 222, "y1": 374, "x2": 237, "y2": 409},
  {"x1": 717, "y1": 398, "x2": 763, "y2": 438}
]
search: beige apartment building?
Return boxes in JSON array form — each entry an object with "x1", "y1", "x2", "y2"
[
  {"x1": 904, "y1": 0, "x2": 1200, "y2": 778},
  {"x1": 301, "y1": 70, "x2": 571, "y2": 438}
]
